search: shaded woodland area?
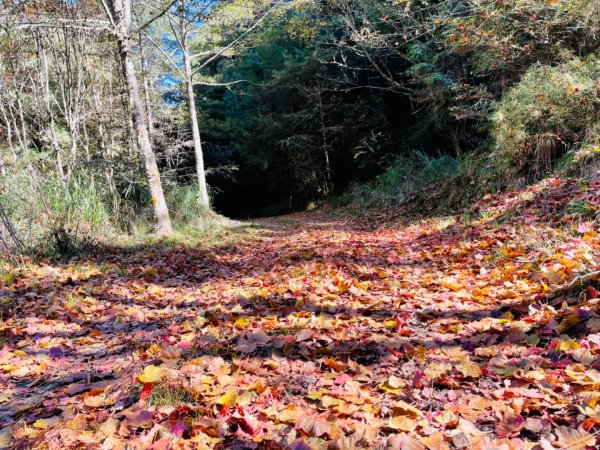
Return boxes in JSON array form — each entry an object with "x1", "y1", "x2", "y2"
[
  {"x1": 1, "y1": 0, "x2": 598, "y2": 243},
  {"x1": 1, "y1": 1, "x2": 600, "y2": 449}
]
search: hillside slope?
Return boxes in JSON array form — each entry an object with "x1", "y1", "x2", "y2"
[{"x1": 0, "y1": 174, "x2": 599, "y2": 449}]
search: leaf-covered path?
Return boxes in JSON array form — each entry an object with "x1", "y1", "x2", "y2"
[{"x1": 1, "y1": 176, "x2": 600, "y2": 449}]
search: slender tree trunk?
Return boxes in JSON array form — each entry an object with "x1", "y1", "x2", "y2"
[
  {"x1": 0, "y1": 102, "x2": 15, "y2": 158},
  {"x1": 182, "y1": 34, "x2": 210, "y2": 209},
  {"x1": 139, "y1": 37, "x2": 155, "y2": 138},
  {"x1": 106, "y1": 0, "x2": 172, "y2": 236},
  {"x1": 317, "y1": 80, "x2": 331, "y2": 196},
  {"x1": 119, "y1": 40, "x2": 172, "y2": 236},
  {"x1": 38, "y1": 40, "x2": 67, "y2": 183}
]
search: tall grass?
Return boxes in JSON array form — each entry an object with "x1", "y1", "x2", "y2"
[
  {"x1": 165, "y1": 185, "x2": 208, "y2": 228},
  {"x1": 165, "y1": 184, "x2": 238, "y2": 232},
  {"x1": 0, "y1": 157, "x2": 113, "y2": 257}
]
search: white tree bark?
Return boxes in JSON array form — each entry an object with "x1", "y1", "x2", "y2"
[{"x1": 182, "y1": 33, "x2": 210, "y2": 209}]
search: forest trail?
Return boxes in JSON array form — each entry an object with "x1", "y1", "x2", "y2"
[{"x1": 1, "y1": 176, "x2": 600, "y2": 449}]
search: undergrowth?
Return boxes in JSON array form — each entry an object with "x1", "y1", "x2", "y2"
[
  {"x1": 0, "y1": 161, "x2": 241, "y2": 260},
  {"x1": 492, "y1": 55, "x2": 600, "y2": 187},
  {"x1": 0, "y1": 161, "x2": 112, "y2": 259},
  {"x1": 337, "y1": 151, "x2": 458, "y2": 208},
  {"x1": 146, "y1": 384, "x2": 195, "y2": 407}
]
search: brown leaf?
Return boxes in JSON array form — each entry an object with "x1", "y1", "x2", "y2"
[
  {"x1": 295, "y1": 414, "x2": 331, "y2": 438},
  {"x1": 555, "y1": 426, "x2": 596, "y2": 449}
]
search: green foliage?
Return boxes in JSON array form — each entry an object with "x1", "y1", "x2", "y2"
[
  {"x1": 449, "y1": 0, "x2": 600, "y2": 73},
  {"x1": 0, "y1": 155, "x2": 113, "y2": 258},
  {"x1": 165, "y1": 185, "x2": 208, "y2": 228},
  {"x1": 340, "y1": 151, "x2": 458, "y2": 208},
  {"x1": 569, "y1": 200, "x2": 598, "y2": 218},
  {"x1": 4, "y1": 0, "x2": 598, "y2": 227},
  {"x1": 492, "y1": 56, "x2": 600, "y2": 184}
]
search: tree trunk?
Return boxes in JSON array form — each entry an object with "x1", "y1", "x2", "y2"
[
  {"x1": 182, "y1": 36, "x2": 210, "y2": 209},
  {"x1": 317, "y1": 81, "x2": 331, "y2": 196},
  {"x1": 108, "y1": 0, "x2": 173, "y2": 236},
  {"x1": 139, "y1": 35, "x2": 155, "y2": 138}
]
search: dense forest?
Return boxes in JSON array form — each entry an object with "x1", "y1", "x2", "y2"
[
  {"x1": 1, "y1": 1, "x2": 600, "y2": 449},
  {"x1": 1, "y1": 0, "x2": 598, "y2": 243}
]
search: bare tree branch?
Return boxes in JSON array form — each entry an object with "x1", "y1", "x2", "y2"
[
  {"x1": 134, "y1": 0, "x2": 177, "y2": 34},
  {"x1": 191, "y1": 0, "x2": 284, "y2": 74},
  {"x1": 141, "y1": 29, "x2": 185, "y2": 78}
]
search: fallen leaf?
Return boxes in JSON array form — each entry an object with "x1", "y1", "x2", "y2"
[
  {"x1": 295, "y1": 414, "x2": 331, "y2": 438},
  {"x1": 139, "y1": 365, "x2": 167, "y2": 383},
  {"x1": 0, "y1": 428, "x2": 12, "y2": 448},
  {"x1": 33, "y1": 416, "x2": 61, "y2": 430},
  {"x1": 420, "y1": 431, "x2": 449, "y2": 450},
  {"x1": 555, "y1": 426, "x2": 596, "y2": 449}
]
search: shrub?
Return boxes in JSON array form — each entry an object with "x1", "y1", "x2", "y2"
[
  {"x1": 491, "y1": 55, "x2": 600, "y2": 185},
  {"x1": 340, "y1": 151, "x2": 458, "y2": 208}
]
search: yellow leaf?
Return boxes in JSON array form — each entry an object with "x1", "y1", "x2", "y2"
[
  {"x1": 237, "y1": 391, "x2": 253, "y2": 407},
  {"x1": 216, "y1": 391, "x2": 238, "y2": 407},
  {"x1": 420, "y1": 431, "x2": 449, "y2": 450},
  {"x1": 434, "y1": 410, "x2": 458, "y2": 427},
  {"x1": 557, "y1": 339, "x2": 580, "y2": 351},
  {"x1": 380, "y1": 375, "x2": 405, "y2": 394},
  {"x1": 335, "y1": 279, "x2": 351, "y2": 292},
  {"x1": 335, "y1": 400, "x2": 358, "y2": 416},
  {"x1": 441, "y1": 347, "x2": 468, "y2": 360},
  {"x1": 278, "y1": 405, "x2": 301, "y2": 423},
  {"x1": 441, "y1": 277, "x2": 464, "y2": 291},
  {"x1": 384, "y1": 319, "x2": 397, "y2": 328},
  {"x1": 321, "y1": 395, "x2": 340, "y2": 407},
  {"x1": 392, "y1": 400, "x2": 422, "y2": 418},
  {"x1": 139, "y1": 365, "x2": 167, "y2": 383},
  {"x1": 407, "y1": 345, "x2": 427, "y2": 362},
  {"x1": 33, "y1": 416, "x2": 60, "y2": 429},
  {"x1": 307, "y1": 389, "x2": 327, "y2": 400},
  {"x1": 425, "y1": 362, "x2": 451, "y2": 380},
  {"x1": 497, "y1": 311, "x2": 514, "y2": 324},
  {"x1": 146, "y1": 344, "x2": 161, "y2": 355},
  {"x1": 387, "y1": 375, "x2": 405, "y2": 389},
  {"x1": 234, "y1": 317, "x2": 250, "y2": 327}
]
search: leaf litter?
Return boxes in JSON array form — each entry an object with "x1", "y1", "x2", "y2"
[{"x1": 0, "y1": 176, "x2": 599, "y2": 449}]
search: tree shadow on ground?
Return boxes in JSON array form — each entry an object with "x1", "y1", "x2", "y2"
[{"x1": 2, "y1": 176, "x2": 599, "y2": 447}]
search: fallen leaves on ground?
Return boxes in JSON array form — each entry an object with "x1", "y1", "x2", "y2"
[{"x1": 0, "y1": 176, "x2": 599, "y2": 449}]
